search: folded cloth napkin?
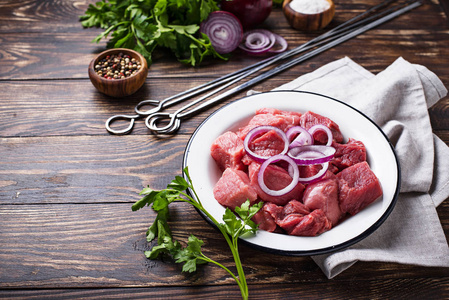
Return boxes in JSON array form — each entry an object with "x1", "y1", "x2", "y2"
[{"x1": 272, "y1": 57, "x2": 449, "y2": 278}]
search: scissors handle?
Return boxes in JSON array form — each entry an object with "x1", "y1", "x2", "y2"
[{"x1": 105, "y1": 114, "x2": 141, "y2": 135}]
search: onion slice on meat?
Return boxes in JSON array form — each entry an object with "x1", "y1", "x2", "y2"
[
  {"x1": 238, "y1": 29, "x2": 287, "y2": 55},
  {"x1": 286, "y1": 126, "x2": 313, "y2": 148},
  {"x1": 298, "y1": 162, "x2": 329, "y2": 184},
  {"x1": 288, "y1": 145, "x2": 336, "y2": 165},
  {"x1": 308, "y1": 124, "x2": 333, "y2": 146},
  {"x1": 200, "y1": 11, "x2": 243, "y2": 54},
  {"x1": 243, "y1": 125, "x2": 289, "y2": 163},
  {"x1": 258, "y1": 154, "x2": 300, "y2": 196}
]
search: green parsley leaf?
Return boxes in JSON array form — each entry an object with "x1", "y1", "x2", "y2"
[
  {"x1": 133, "y1": 167, "x2": 262, "y2": 299},
  {"x1": 80, "y1": 0, "x2": 224, "y2": 66}
]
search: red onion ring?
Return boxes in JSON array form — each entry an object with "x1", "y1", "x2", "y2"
[
  {"x1": 243, "y1": 125, "x2": 289, "y2": 163},
  {"x1": 258, "y1": 154, "x2": 300, "y2": 196},
  {"x1": 286, "y1": 126, "x2": 313, "y2": 148},
  {"x1": 200, "y1": 11, "x2": 243, "y2": 54},
  {"x1": 238, "y1": 29, "x2": 287, "y2": 55},
  {"x1": 287, "y1": 145, "x2": 336, "y2": 165},
  {"x1": 308, "y1": 124, "x2": 333, "y2": 146}
]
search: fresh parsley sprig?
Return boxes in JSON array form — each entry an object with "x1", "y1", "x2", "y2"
[
  {"x1": 132, "y1": 167, "x2": 262, "y2": 300},
  {"x1": 80, "y1": 0, "x2": 227, "y2": 66}
]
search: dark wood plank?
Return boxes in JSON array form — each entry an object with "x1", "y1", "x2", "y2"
[
  {"x1": 0, "y1": 135, "x2": 188, "y2": 204},
  {"x1": 0, "y1": 203, "x2": 448, "y2": 290},
  {"x1": 0, "y1": 70, "x2": 448, "y2": 138},
  {"x1": 0, "y1": 2, "x2": 448, "y2": 82},
  {"x1": 1, "y1": 278, "x2": 449, "y2": 299}
]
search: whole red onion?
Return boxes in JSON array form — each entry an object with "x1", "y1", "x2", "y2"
[{"x1": 221, "y1": 0, "x2": 273, "y2": 29}]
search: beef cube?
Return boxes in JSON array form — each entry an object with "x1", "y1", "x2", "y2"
[
  {"x1": 337, "y1": 161, "x2": 383, "y2": 215},
  {"x1": 247, "y1": 129, "x2": 287, "y2": 158},
  {"x1": 252, "y1": 206, "x2": 278, "y2": 232},
  {"x1": 299, "y1": 111, "x2": 343, "y2": 144},
  {"x1": 211, "y1": 131, "x2": 246, "y2": 172},
  {"x1": 248, "y1": 162, "x2": 305, "y2": 206},
  {"x1": 213, "y1": 168, "x2": 258, "y2": 210},
  {"x1": 238, "y1": 110, "x2": 300, "y2": 139},
  {"x1": 283, "y1": 200, "x2": 311, "y2": 216},
  {"x1": 288, "y1": 209, "x2": 332, "y2": 236},
  {"x1": 303, "y1": 171, "x2": 343, "y2": 226},
  {"x1": 331, "y1": 138, "x2": 366, "y2": 172}
]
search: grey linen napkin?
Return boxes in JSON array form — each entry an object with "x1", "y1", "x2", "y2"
[{"x1": 272, "y1": 57, "x2": 449, "y2": 278}]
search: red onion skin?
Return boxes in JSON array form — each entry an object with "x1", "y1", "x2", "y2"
[{"x1": 221, "y1": 0, "x2": 273, "y2": 29}]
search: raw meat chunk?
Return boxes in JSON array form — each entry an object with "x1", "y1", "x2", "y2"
[
  {"x1": 303, "y1": 171, "x2": 343, "y2": 226},
  {"x1": 288, "y1": 210, "x2": 332, "y2": 236},
  {"x1": 255, "y1": 108, "x2": 302, "y2": 121},
  {"x1": 299, "y1": 111, "x2": 343, "y2": 144},
  {"x1": 264, "y1": 201, "x2": 331, "y2": 236},
  {"x1": 252, "y1": 207, "x2": 278, "y2": 232},
  {"x1": 238, "y1": 110, "x2": 300, "y2": 139},
  {"x1": 247, "y1": 129, "x2": 287, "y2": 158},
  {"x1": 213, "y1": 168, "x2": 258, "y2": 210},
  {"x1": 283, "y1": 199, "x2": 311, "y2": 216},
  {"x1": 337, "y1": 161, "x2": 383, "y2": 215},
  {"x1": 331, "y1": 138, "x2": 366, "y2": 172},
  {"x1": 248, "y1": 162, "x2": 305, "y2": 206},
  {"x1": 211, "y1": 131, "x2": 246, "y2": 171}
]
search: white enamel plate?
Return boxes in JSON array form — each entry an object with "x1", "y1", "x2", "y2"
[{"x1": 183, "y1": 91, "x2": 400, "y2": 256}]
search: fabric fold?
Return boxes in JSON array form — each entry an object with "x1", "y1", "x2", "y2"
[{"x1": 274, "y1": 57, "x2": 449, "y2": 278}]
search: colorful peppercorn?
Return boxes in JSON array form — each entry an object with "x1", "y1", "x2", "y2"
[{"x1": 94, "y1": 52, "x2": 142, "y2": 80}]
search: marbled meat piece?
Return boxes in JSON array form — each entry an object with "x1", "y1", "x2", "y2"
[
  {"x1": 248, "y1": 162, "x2": 305, "y2": 206},
  {"x1": 213, "y1": 168, "x2": 258, "y2": 210},
  {"x1": 303, "y1": 171, "x2": 343, "y2": 226},
  {"x1": 331, "y1": 138, "x2": 366, "y2": 172},
  {"x1": 211, "y1": 131, "x2": 246, "y2": 171},
  {"x1": 299, "y1": 111, "x2": 343, "y2": 144},
  {"x1": 337, "y1": 161, "x2": 383, "y2": 215}
]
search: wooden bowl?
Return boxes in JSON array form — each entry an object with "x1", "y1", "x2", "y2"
[
  {"x1": 282, "y1": 0, "x2": 335, "y2": 31},
  {"x1": 88, "y1": 48, "x2": 148, "y2": 97}
]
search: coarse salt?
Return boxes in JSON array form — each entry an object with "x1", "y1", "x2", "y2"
[{"x1": 289, "y1": 0, "x2": 331, "y2": 14}]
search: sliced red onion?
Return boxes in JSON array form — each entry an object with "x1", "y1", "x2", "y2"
[
  {"x1": 298, "y1": 162, "x2": 329, "y2": 184},
  {"x1": 288, "y1": 145, "x2": 336, "y2": 165},
  {"x1": 308, "y1": 124, "x2": 333, "y2": 146},
  {"x1": 238, "y1": 29, "x2": 287, "y2": 55},
  {"x1": 258, "y1": 154, "x2": 300, "y2": 196},
  {"x1": 243, "y1": 125, "x2": 289, "y2": 163},
  {"x1": 268, "y1": 33, "x2": 288, "y2": 53},
  {"x1": 245, "y1": 32, "x2": 272, "y2": 50},
  {"x1": 200, "y1": 11, "x2": 243, "y2": 54},
  {"x1": 286, "y1": 126, "x2": 313, "y2": 148}
]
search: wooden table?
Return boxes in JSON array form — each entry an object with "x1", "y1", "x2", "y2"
[{"x1": 1, "y1": 0, "x2": 448, "y2": 298}]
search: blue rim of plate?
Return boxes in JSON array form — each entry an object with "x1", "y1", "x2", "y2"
[{"x1": 182, "y1": 90, "x2": 401, "y2": 256}]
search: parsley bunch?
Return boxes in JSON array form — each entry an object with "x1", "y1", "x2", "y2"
[
  {"x1": 132, "y1": 167, "x2": 262, "y2": 300},
  {"x1": 80, "y1": 0, "x2": 227, "y2": 66}
]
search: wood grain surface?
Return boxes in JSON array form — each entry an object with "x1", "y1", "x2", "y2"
[{"x1": 1, "y1": 0, "x2": 448, "y2": 299}]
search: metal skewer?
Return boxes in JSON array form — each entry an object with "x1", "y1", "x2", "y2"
[
  {"x1": 145, "y1": 0, "x2": 422, "y2": 134},
  {"x1": 105, "y1": 0, "x2": 404, "y2": 134}
]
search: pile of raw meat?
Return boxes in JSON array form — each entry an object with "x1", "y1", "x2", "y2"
[{"x1": 211, "y1": 108, "x2": 383, "y2": 237}]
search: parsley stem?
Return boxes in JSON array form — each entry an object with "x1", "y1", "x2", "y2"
[{"x1": 176, "y1": 191, "x2": 249, "y2": 299}]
